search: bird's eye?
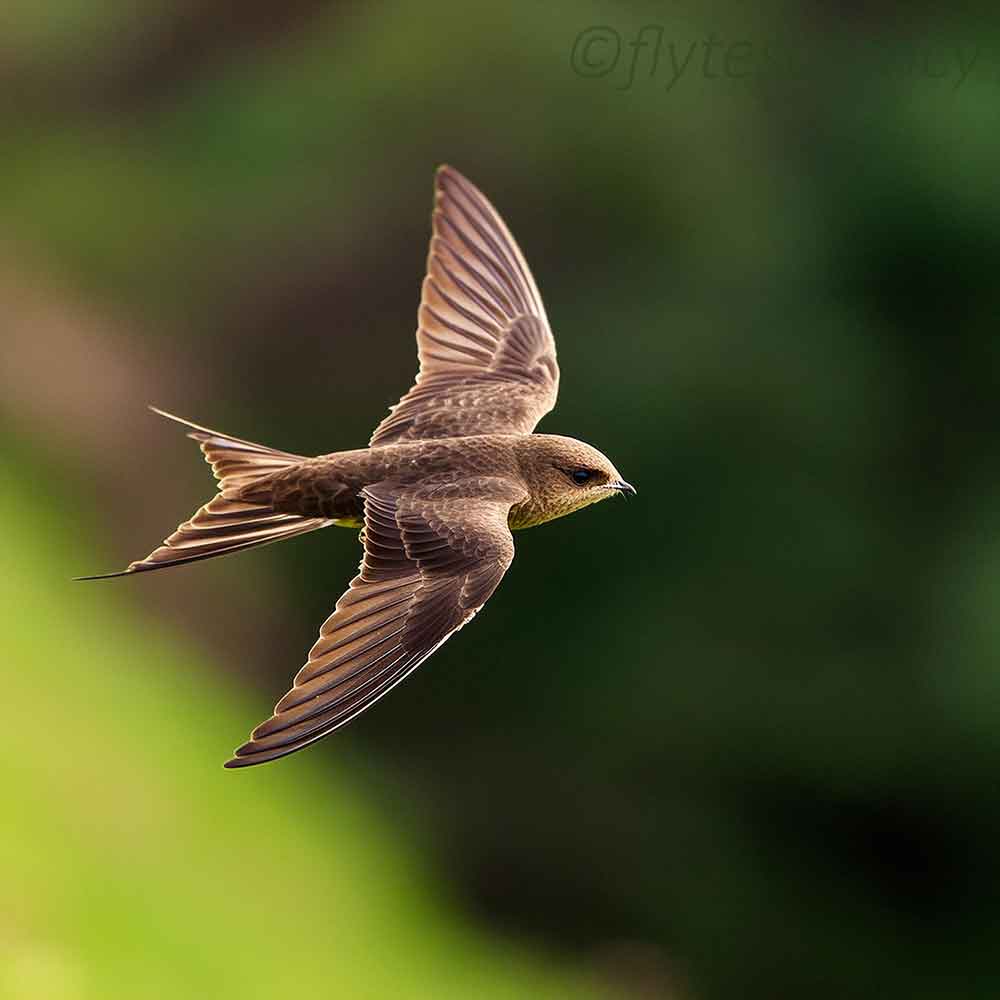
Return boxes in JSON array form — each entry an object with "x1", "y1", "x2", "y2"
[{"x1": 570, "y1": 469, "x2": 592, "y2": 485}]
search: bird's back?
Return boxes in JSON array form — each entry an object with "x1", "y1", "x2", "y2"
[{"x1": 253, "y1": 435, "x2": 529, "y2": 523}]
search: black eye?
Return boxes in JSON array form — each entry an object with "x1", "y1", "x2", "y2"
[{"x1": 570, "y1": 469, "x2": 592, "y2": 485}]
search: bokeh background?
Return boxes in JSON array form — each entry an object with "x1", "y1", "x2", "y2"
[{"x1": 3, "y1": 3, "x2": 1000, "y2": 998}]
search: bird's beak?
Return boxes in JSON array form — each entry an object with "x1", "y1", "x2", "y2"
[{"x1": 610, "y1": 480, "x2": 636, "y2": 497}]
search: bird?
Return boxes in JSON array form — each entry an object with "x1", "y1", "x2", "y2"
[{"x1": 81, "y1": 165, "x2": 635, "y2": 768}]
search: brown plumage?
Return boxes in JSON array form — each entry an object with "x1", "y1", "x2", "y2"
[{"x1": 82, "y1": 166, "x2": 634, "y2": 767}]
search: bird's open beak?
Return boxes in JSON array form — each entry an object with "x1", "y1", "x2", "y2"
[{"x1": 609, "y1": 480, "x2": 636, "y2": 497}]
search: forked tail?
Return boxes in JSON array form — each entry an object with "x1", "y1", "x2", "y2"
[{"x1": 77, "y1": 408, "x2": 329, "y2": 579}]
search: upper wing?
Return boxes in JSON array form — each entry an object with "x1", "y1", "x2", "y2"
[
  {"x1": 225, "y1": 477, "x2": 526, "y2": 767},
  {"x1": 369, "y1": 166, "x2": 559, "y2": 446}
]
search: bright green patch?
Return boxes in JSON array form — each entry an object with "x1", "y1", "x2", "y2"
[{"x1": 0, "y1": 467, "x2": 599, "y2": 1000}]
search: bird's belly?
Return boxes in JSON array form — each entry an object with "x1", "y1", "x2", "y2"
[{"x1": 331, "y1": 516, "x2": 364, "y2": 529}]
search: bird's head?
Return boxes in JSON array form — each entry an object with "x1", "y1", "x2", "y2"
[{"x1": 512, "y1": 435, "x2": 635, "y2": 528}]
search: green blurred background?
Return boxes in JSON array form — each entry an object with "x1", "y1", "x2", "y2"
[{"x1": 3, "y1": 3, "x2": 1000, "y2": 998}]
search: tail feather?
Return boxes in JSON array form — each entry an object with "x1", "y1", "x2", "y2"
[
  {"x1": 79, "y1": 408, "x2": 330, "y2": 579},
  {"x1": 124, "y1": 496, "x2": 329, "y2": 574},
  {"x1": 148, "y1": 406, "x2": 305, "y2": 498}
]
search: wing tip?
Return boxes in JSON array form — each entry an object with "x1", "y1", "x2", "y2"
[
  {"x1": 224, "y1": 740, "x2": 258, "y2": 768},
  {"x1": 223, "y1": 740, "x2": 294, "y2": 769},
  {"x1": 435, "y1": 163, "x2": 475, "y2": 196}
]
